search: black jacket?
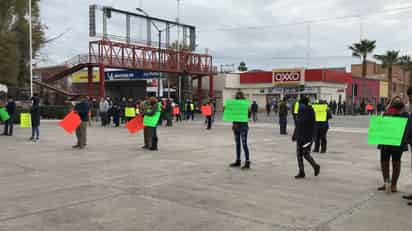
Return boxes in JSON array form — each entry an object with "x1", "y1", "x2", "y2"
[
  {"x1": 278, "y1": 102, "x2": 288, "y2": 117},
  {"x1": 293, "y1": 104, "x2": 315, "y2": 145},
  {"x1": 30, "y1": 97, "x2": 41, "y2": 127},
  {"x1": 6, "y1": 101, "x2": 16, "y2": 116},
  {"x1": 251, "y1": 103, "x2": 258, "y2": 113},
  {"x1": 74, "y1": 100, "x2": 90, "y2": 122}
]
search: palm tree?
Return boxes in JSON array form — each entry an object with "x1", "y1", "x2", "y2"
[
  {"x1": 349, "y1": 39, "x2": 377, "y2": 101},
  {"x1": 399, "y1": 55, "x2": 412, "y2": 97},
  {"x1": 374, "y1": 50, "x2": 400, "y2": 99}
]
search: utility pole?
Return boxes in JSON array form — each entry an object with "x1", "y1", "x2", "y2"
[
  {"x1": 29, "y1": 0, "x2": 33, "y2": 98},
  {"x1": 177, "y1": 0, "x2": 182, "y2": 103}
]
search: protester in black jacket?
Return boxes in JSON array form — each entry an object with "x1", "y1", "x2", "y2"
[
  {"x1": 73, "y1": 96, "x2": 90, "y2": 149},
  {"x1": 292, "y1": 96, "x2": 320, "y2": 179},
  {"x1": 3, "y1": 98, "x2": 16, "y2": 136},
  {"x1": 30, "y1": 96, "x2": 41, "y2": 141}
]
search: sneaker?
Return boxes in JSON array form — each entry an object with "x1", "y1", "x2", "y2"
[
  {"x1": 314, "y1": 165, "x2": 320, "y2": 176},
  {"x1": 229, "y1": 161, "x2": 241, "y2": 167},
  {"x1": 408, "y1": 202, "x2": 412, "y2": 206},
  {"x1": 72, "y1": 145, "x2": 80, "y2": 149},
  {"x1": 241, "y1": 161, "x2": 250, "y2": 170},
  {"x1": 402, "y1": 195, "x2": 412, "y2": 200},
  {"x1": 295, "y1": 173, "x2": 305, "y2": 179}
]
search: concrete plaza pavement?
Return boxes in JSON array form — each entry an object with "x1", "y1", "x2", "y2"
[{"x1": 0, "y1": 117, "x2": 412, "y2": 231}]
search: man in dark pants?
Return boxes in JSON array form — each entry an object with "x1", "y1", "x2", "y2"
[
  {"x1": 144, "y1": 97, "x2": 161, "y2": 151},
  {"x1": 73, "y1": 96, "x2": 90, "y2": 149},
  {"x1": 292, "y1": 96, "x2": 320, "y2": 179},
  {"x1": 313, "y1": 100, "x2": 332, "y2": 153},
  {"x1": 3, "y1": 98, "x2": 16, "y2": 136},
  {"x1": 403, "y1": 86, "x2": 412, "y2": 205},
  {"x1": 251, "y1": 101, "x2": 258, "y2": 122},
  {"x1": 278, "y1": 98, "x2": 288, "y2": 135}
]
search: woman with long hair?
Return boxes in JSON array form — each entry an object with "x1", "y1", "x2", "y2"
[{"x1": 378, "y1": 96, "x2": 408, "y2": 193}]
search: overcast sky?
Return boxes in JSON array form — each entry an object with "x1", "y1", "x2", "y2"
[{"x1": 39, "y1": 0, "x2": 412, "y2": 71}]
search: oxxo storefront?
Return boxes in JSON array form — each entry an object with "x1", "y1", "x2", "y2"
[{"x1": 221, "y1": 68, "x2": 350, "y2": 108}]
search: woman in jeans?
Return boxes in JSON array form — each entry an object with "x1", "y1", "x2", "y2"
[
  {"x1": 378, "y1": 96, "x2": 408, "y2": 193},
  {"x1": 229, "y1": 92, "x2": 250, "y2": 169},
  {"x1": 30, "y1": 95, "x2": 41, "y2": 142}
]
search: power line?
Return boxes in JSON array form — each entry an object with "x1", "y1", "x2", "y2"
[{"x1": 199, "y1": 5, "x2": 412, "y2": 32}]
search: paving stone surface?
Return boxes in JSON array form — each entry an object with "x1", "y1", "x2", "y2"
[{"x1": 0, "y1": 117, "x2": 411, "y2": 231}]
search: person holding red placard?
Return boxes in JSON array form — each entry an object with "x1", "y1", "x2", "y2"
[
  {"x1": 73, "y1": 96, "x2": 90, "y2": 149},
  {"x1": 202, "y1": 101, "x2": 213, "y2": 130}
]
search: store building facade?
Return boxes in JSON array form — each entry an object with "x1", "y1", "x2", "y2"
[{"x1": 194, "y1": 68, "x2": 352, "y2": 111}]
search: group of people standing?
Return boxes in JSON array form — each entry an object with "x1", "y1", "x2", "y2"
[{"x1": 1, "y1": 95, "x2": 41, "y2": 141}]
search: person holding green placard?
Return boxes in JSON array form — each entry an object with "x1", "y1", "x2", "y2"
[
  {"x1": 292, "y1": 96, "x2": 320, "y2": 179},
  {"x1": 3, "y1": 97, "x2": 16, "y2": 136},
  {"x1": 229, "y1": 92, "x2": 251, "y2": 170},
  {"x1": 144, "y1": 97, "x2": 161, "y2": 151},
  {"x1": 377, "y1": 97, "x2": 409, "y2": 193}
]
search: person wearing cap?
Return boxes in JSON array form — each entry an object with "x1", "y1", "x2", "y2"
[
  {"x1": 312, "y1": 100, "x2": 332, "y2": 153},
  {"x1": 292, "y1": 96, "x2": 320, "y2": 179}
]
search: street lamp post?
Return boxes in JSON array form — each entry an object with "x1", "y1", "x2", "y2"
[
  {"x1": 29, "y1": 0, "x2": 33, "y2": 98},
  {"x1": 136, "y1": 8, "x2": 178, "y2": 99}
]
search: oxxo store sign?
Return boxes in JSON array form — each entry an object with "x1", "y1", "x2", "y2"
[{"x1": 272, "y1": 68, "x2": 305, "y2": 86}]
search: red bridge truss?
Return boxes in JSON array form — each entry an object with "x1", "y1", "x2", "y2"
[{"x1": 36, "y1": 40, "x2": 217, "y2": 98}]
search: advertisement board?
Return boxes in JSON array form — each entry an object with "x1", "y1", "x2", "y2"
[
  {"x1": 272, "y1": 68, "x2": 305, "y2": 86},
  {"x1": 72, "y1": 71, "x2": 100, "y2": 83}
]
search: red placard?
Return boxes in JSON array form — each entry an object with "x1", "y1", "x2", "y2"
[
  {"x1": 173, "y1": 107, "x2": 180, "y2": 115},
  {"x1": 125, "y1": 115, "x2": 144, "y2": 134},
  {"x1": 59, "y1": 111, "x2": 81, "y2": 134},
  {"x1": 201, "y1": 105, "x2": 212, "y2": 116}
]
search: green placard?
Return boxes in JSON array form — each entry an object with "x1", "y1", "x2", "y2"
[
  {"x1": 143, "y1": 112, "x2": 161, "y2": 127},
  {"x1": 223, "y1": 99, "x2": 250, "y2": 122},
  {"x1": 0, "y1": 108, "x2": 9, "y2": 121},
  {"x1": 368, "y1": 116, "x2": 408, "y2": 146},
  {"x1": 125, "y1": 107, "x2": 136, "y2": 117},
  {"x1": 20, "y1": 113, "x2": 32, "y2": 128}
]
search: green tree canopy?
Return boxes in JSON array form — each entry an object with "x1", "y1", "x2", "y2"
[
  {"x1": 374, "y1": 50, "x2": 400, "y2": 99},
  {"x1": 0, "y1": 0, "x2": 45, "y2": 87},
  {"x1": 238, "y1": 61, "x2": 247, "y2": 72}
]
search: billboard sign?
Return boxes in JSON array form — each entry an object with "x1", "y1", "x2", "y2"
[
  {"x1": 272, "y1": 68, "x2": 305, "y2": 86},
  {"x1": 105, "y1": 70, "x2": 159, "y2": 81},
  {"x1": 71, "y1": 71, "x2": 100, "y2": 83}
]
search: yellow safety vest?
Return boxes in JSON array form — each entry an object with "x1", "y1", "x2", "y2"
[
  {"x1": 312, "y1": 104, "x2": 328, "y2": 122},
  {"x1": 293, "y1": 102, "x2": 299, "y2": 114}
]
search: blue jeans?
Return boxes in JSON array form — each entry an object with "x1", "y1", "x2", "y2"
[
  {"x1": 31, "y1": 126, "x2": 39, "y2": 139},
  {"x1": 234, "y1": 125, "x2": 249, "y2": 161}
]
